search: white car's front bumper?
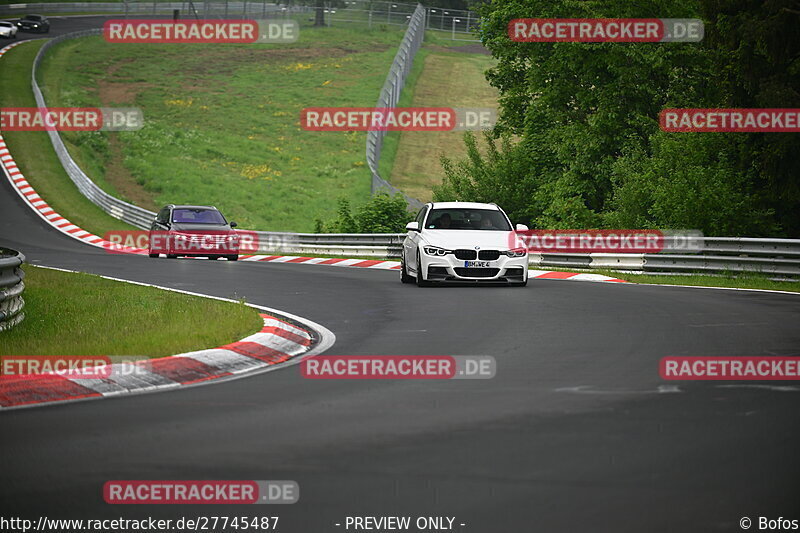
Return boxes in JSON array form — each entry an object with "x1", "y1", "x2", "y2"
[{"x1": 419, "y1": 250, "x2": 528, "y2": 283}]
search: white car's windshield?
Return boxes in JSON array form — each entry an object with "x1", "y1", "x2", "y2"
[
  {"x1": 425, "y1": 208, "x2": 511, "y2": 231},
  {"x1": 0, "y1": 22, "x2": 12, "y2": 27}
]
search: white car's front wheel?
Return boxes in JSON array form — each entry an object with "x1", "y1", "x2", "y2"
[
  {"x1": 400, "y1": 253, "x2": 414, "y2": 284},
  {"x1": 415, "y1": 250, "x2": 430, "y2": 287}
]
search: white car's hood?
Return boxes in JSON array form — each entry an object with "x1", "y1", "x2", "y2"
[{"x1": 421, "y1": 230, "x2": 521, "y2": 250}]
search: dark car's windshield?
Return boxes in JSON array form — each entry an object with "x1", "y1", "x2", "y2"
[
  {"x1": 425, "y1": 208, "x2": 511, "y2": 231},
  {"x1": 172, "y1": 208, "x2": 227, "y2": 225},
  {"x1": 24, "y1": 15, "x2": 42, "y2": 21}
]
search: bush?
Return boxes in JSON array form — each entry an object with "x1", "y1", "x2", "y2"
[{"x1": 316, "y1": 194, "x2": 414, "y2": 233}]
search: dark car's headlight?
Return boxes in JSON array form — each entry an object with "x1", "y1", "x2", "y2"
[
  {"x1": 423, "y1": 246, "x2": 451, "y2": 257},
  {"x1": 501, "y1": 248, "x2": 528, "y2": 258}
]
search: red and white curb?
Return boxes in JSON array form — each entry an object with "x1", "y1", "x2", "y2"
[
  {"x1": 528, "y1": 269, "x2": 625, "y2": 283},
  {"x1": 0, "y1": 269, "x2": 336, "y2": 411},
  {"x1": 0, "y1": 313, "x2": 315, "y2": 410},
  {"x1": 0, "y1": 41, "x2": 146, "y2": 255},
  {"x1": 240, "y1": 255, "x2": 403, "y2": 270},
  {"x1": 0, "y1": 41, "x2": 622, "y2": 283},
  {"x1": 0, "y1": 133, "x2": 144, "y2": 254},
  {"x1": 238, "y1": 256, "x2": 626, "y2": 282}
]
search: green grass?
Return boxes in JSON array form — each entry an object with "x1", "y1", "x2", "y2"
[
  {"x1": 0, "y1": 41, "x2": 137, "y2": 236},
  {"x1": 376, "y1": 46, "x2": 430, "y2": 182},
  {"x1": 385, "y1": 42, "x2": 497, "y2": 202},
  {"x1": 0, "y1": 265, "x2": 264, "y2": 356},
  {"x1": 38, "y1": 24, "x2": 409, "y2": 232}
]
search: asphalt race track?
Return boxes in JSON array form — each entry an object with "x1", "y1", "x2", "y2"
[{"x1": 2, "y1": 18, "x2": 800, "y2": 533}]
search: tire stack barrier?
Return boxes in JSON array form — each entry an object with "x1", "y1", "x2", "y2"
[{"x1": 0, "y1": 248, "x2": 26, "y2": 332}]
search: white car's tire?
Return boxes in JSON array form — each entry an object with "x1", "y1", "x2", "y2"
[
  {"x1": 400, "y1": 253, "x2": 414, "y2": 284},
  {"x1": 415, "y1": 250, "x2": 430, "y2": 287}
]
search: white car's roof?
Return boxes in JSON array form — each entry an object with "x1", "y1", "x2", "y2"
[{"x1": 428, "y1": 202, "x2": 499, "y2": 210}]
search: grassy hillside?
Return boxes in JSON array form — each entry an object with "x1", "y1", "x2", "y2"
[{"x1": 39, "y1": 25, "x2": 408, "y2": 232}]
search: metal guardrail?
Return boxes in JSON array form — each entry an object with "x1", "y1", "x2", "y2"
[
  {"x1": 0, "y1": 2, "x2": 302, "y2": 16},
  {"x1": 0, "y1": 248, "x2": 26, "y2": 331},
  {"x1": 255, "y1": 231, "x2": 404, "y2": 257},
  {"x1": 1, "y1": 3, "x2": 183, "y2": 15},
  {"x1": 365, "y1": 3, "x2": 425, "y2": 210},
  {"x1": 256, "y1": 235, "x2": 800, "y2": 277}
]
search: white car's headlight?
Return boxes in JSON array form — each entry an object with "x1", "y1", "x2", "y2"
[
  {"x1": 423, "y1": 246, "x2": 451, "y2": 257},
  {"x1": 502, "y1": 248, "x2": 527, "y2": 258}
]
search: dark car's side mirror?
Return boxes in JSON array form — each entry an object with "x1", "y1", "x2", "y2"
[{"x1": 230, "y1": 221, "x2": 238, "y2": 228}]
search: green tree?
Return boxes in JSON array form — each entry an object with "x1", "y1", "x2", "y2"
[
  {"x1": 474, "y1": 0, "x2": 709, "y2": 226},
  {"x1": 698, "y1": 0, "x2": 800, "y2": 235},
  {"x1": 606, "y1": 132, "x2": 776, "y2": 235},
  {"x1": 434, "y1": 132, "x2": 537, "y2": 224},
  {"x1": 437, "y1": 0, "x2": 796, "y2": 235}
]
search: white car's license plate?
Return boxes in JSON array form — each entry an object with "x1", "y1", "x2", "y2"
[{"x1": 464, "y1": 260, "x2": 492, "y2": 268}]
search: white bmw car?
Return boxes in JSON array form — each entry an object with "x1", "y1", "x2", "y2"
[
  {"x1": 401, "y1": 202, "x2": 530, "y2": 286},
  {"x1": 0, "y1": 21, "x2": 18, "y2": 39}
]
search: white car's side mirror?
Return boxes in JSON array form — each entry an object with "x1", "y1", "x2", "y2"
[
  {"x1": 406, "y1": 221, "x2": 420, "y2": 232},
  {"x1": 515, "y1": 224, "x2": 529, "y2": 231}
]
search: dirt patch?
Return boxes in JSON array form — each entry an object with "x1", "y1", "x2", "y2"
[
  {"x1": 450, "y1": 43, "x2": 492, "y2": 55},
  {"x1": 95, "y1": 59, "x2": 158, "y2": 210},
  {"x1": 428, "y1": 43, "x2": 492, "y2": 55},
  {"x1": 176, "y1": 45, "x2": 387, "y2": 77},
  {"x1": 97, "y1": 81, "x2": 153, "y2": 105},
  {"x1": 104, "y1": 134, "x2": 159, "y2": 210},
  {"x1": 97, "y1": 57, "x2": 155, "y2": 105}
]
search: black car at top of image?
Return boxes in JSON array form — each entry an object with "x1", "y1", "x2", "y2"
[{"x1": 16, "y1": 14, "x2": 49, "y2": 33}]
